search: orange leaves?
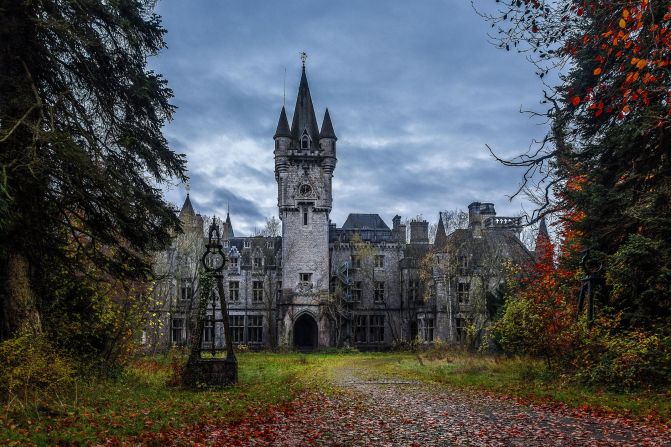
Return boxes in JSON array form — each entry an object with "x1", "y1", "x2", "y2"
[
  {"x1": 619, "y1": 18, "x2": 627, "y2": 29},
  {"x1": 593, "y1": 67, "x2": 602, "y2": 76}
]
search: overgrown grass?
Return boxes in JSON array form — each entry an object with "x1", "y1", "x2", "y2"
[
  {"x1": 0, "y1": 351, "x2": 350, "y2": 446},
  {"x1": 1, "y1": 351, "x2": 669, "y2": 445},
  {"x1": 349, "y1": 351, "x2": 671, "y2": 422}
]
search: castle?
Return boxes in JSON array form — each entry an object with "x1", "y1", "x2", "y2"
[{"x1": 146, "y1": 64, "x2": 542, "y2": 351}]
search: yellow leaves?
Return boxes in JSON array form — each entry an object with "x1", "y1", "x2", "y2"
[{"x1": 619, "y1": 18, "x2": 627, "y2": 29}]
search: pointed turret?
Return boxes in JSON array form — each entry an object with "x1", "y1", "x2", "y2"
[
  {"x1": 434, "y1": 213, "x2": 448, "y2": 251},
  {"x1": 290, "y1": 66, "x2": 320, "y2": 146},
  {"x1": 273, "y1": 106, "x2": 291, "y2": 139},
  {"x1": 179, "y1": 194, "x2": 195, "y2": 220},
  {"x1": 223, "y1": 210, "x2": 234, "y2": 239},
  {"x1": 534, "y1": 217, "x2": 553, "y2": 263},
  {"x1": 319, "y1": 108, "x2": 337, "y2": 140}
]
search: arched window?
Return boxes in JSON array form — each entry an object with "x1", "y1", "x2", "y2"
[{"x1": 301, "y1": 130, "x2": 310, "y2": 149}]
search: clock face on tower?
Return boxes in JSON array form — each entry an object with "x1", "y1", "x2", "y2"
[{"x1": 298, "y1": 183, "x2": 313, "y2": 197}]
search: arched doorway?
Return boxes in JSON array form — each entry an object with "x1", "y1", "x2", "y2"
[{"x1": 293, "y1": 313, "x2": 318, "y2": 350}]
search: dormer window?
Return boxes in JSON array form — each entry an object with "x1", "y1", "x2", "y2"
[{"x1": 301, "y1": 130, "x2": 310, "y2": 149}]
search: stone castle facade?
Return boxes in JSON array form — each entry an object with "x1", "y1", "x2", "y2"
[{"x1": 146, "y1": 65, "x2": 542, "y2": 351}]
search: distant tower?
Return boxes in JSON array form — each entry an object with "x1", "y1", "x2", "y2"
[{"x1": 274, "y1": 61, "x2": 337, "y2": 347}]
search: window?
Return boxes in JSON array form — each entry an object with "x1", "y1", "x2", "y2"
[
  {"x1": 244, "y1": 240, "x2": 251, "y2": 248},
  {"x1": 408, "y1": 279, "x2": 421, "y2": 304},
  {"x1": 351, "y1": 281, "x2": 362, "y2": 302},
  {"x1": 171, "y1": 318, "x2": 185, "y2": 344},
  {"x1": 457, "y1": 282, "x2": 470, "y2": 304},
  {"x1": 276, "y1": 281, "x2": 283, "y2": 301},
  {"x1": 303, "y1": 209, "x2": 309, "y2": 226},
  {"x1": 224, "y1": 240, "x2": 230, "y2": 248},
  {"x1": 456, "y1": 317, "x2": 470, "y2": 343},
  {"x1": 299, "y1": 272, "x2": 312, "y2": 283},
  {"x1": 374, "y1": 281, "x2": 385, "y2": 303},
  {"x1": 301, "y1": 133, "x2": 310, "y2": 149},
  {"x1": 203, "y1": 317, "x2": 214, "y2": 343},
  {"x1": 374, "y1": 255, "x2": 384, "y2": 268},
  {"x1": 252, "y1": 281, "x2": 264, "y2": 302},
  {"x1": 229, "y1": 281, "x2": 240, "y2": 301},
  {"x1": 458, "y1": 255, "x2": 469, "y2": 275},
  {"x1": 369, "y1": 315, "x2": 385, "y2": 343},
  {"x1": 247, "y1": 315, "x2": 263, "y2": 344},
  {"x1": 230, "y1": 257, "x2": 239, "y2": 268},
  {"x1": 266, "y1": 241, "x2": 273, "y2": 249},
  {"x1": 419, "y1": 317, "x2": 434, "y2": 342},
  {"x1": 229, "y1": 315, "x2": 245, "y2": 343},
  {"x1": 350, "y1": 255, "x2": 361, "y2": 269},
  {"x1": 354, "y1": 315, "x2": 367, "y2": 343},
  {"x1": 179, "y1": 279, "x2": 193, "y2": 302},
  {"x1": 253, "y1": 257, "x2": 263, "y2": 268}
]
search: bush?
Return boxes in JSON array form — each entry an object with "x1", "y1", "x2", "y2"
[
  {"x1": 0, "y1": 331, "x2": 74, "y2": 408},
  {"x1": 573, "y1": 325, "x2": 671, "y2": 389}
]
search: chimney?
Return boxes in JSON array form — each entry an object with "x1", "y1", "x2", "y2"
[
  {"x1": 468, "y1": 202, "x2": 496, "y2": 238},
  {"x1": 409, "y1": 219, "x2": 429, "y2": 243}
]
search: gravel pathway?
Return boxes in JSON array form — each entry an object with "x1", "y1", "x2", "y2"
[{"x1": 129, "y1": 366, "x2": 671, "y2": 446}]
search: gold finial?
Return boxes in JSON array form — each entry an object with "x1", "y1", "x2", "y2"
[{"x1": 300, "y1": 51, "x2": 307, "y2": 67}]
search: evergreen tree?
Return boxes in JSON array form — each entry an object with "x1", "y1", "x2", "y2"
[{"x1": 0, "y1": 0, "x2": 186, "y2": 339}]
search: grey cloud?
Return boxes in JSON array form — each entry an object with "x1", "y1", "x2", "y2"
[{"x1": 152, "y1": 0, "x2": 550, "y2": 233}]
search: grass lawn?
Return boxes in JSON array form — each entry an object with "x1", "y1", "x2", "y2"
[{"x1": 1, "y1": 351, "x2": 669, "y2": 445}]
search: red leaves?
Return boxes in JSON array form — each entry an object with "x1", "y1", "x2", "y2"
[{"x1": 571, "y1": 96, "x2": 581, "y2": 106}]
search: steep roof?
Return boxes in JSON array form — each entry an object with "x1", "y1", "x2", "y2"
[
  {"x1": 434, "y1": 213, "x2": 448, "y2": 250},
  {"x1": 319, "y1": 108, "x2": 337, "y2": 140},
  {"x1": 273, "y1": 106, "x2": 291, "y2": 139},
  {"x1": 342, "y1": 213, "x2": 390, "y2": 230},
  {"x1": 290, "y1": 66, "x2": 320, "y2": 144},
  {"x1": 178, "y1": 194, "x2": 195, "y2": 219},
  {"x1": 223, "y1": 211, "x2": 234, "y2": 239}
]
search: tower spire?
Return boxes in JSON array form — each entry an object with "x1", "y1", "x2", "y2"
[{"x1": 290, "y1": 60, "x2": 320, "y2": 144}]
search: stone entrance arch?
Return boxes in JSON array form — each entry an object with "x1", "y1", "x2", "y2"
[{"x1": 293, "y1": 313, "x2": 318, "y2": 350}]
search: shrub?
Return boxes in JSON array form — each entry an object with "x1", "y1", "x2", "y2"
[
  {"x1": 0, "y1": 331, "x2": 74, "y2": 408},
  {"x1": 573, "y1": 325, "x2": 671, "y2": 389}
]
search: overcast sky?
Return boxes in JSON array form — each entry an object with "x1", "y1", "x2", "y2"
[{"x1": 151, "y1": 0, "x2": 550, "y2": 236}]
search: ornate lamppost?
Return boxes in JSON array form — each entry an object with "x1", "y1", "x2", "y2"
[{"x1": 184, "y1": 217, "x2": 237, "y2": 386}]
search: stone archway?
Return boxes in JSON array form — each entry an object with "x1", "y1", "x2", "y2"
[{"x1": 293, "y1": 313, "x2": 318, "y2": 350}]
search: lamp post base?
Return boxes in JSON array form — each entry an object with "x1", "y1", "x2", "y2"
[{"x1": 183, "y1": 357, "x2": 238, "y2": 387}]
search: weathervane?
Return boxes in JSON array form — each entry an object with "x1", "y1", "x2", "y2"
[
  {"x1": 300, "y1": 51, "x2": 307, "y2": 67},
  {"x1": 185, "y1": 181, "x2": 191, "y2": 195}
]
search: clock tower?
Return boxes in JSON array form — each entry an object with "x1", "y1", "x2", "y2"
[{"x1": 273, "y1": 61, "x2": 337, "y2": 347}]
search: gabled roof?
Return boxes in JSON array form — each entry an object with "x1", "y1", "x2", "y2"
[
  {"x1": 342, "y1": 213, "x2": 390, "y2": 230},
  {"x1": 273, "y1": 106, "x2": 291, "y2": 139},
  {"x1": 319, "y1": 108, "x2": 337, "y2": 140},
  {"x1": 290, "y1": 66, "x2": 320, "y2": 144}
]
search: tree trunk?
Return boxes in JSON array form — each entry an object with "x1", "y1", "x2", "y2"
[{"x1": 1, "y1": 250, "x2": 42, "y2": 339}]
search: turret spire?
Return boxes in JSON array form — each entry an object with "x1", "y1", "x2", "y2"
[
  {"x1": 274, "y1": 106, "x2": 291, "y2": 139},
  {"x1": 319, "y1": 108, "x2": 337, "y2": 140},
  {"x1": 434, "y1": 213, "x2": 448, "y2": 250}
]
